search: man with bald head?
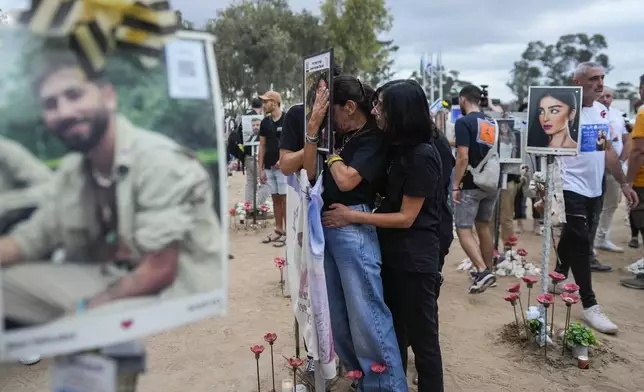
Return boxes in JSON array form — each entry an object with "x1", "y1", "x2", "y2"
[
  {"x1": 594, "y1": 86, "x2": 631, "y2": 252},
  {"x1": 550, "y1": 62, "x2": 637, "y2": 334}
]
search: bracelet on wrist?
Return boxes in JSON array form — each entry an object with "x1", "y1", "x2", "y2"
[
  {"x1": 327, "y1": 156, "x2": 343, "y2": 167},
  {"x1": 305, "y1": 133, "x2": 319, "y2": 144}
]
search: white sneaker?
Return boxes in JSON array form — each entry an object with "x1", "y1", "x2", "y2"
[
  {"x1": 583, "y1": 305, "x2": 619, "y2": 334},
  {"x1": 19, "y1": 355, "x2": 41, "y2": 365},
  {"x1": 595, "y1": 240, "x2": 624, "y2": 253}
]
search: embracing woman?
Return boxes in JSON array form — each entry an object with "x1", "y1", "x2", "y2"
[
  {"x1": 303, "y1": 75, "x2": 407, "y2": 391},
  {"x1": 323, "y1": 80, "x2": 446, "y2": 391}
]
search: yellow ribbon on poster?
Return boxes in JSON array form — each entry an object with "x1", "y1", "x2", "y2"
[{"x1": 16, "y1": 0, "x2": 179, "y2": 76}]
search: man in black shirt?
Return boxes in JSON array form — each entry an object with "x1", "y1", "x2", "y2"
[
  {"x1": 258, "y1": 91, "x2": 287, "y2": 245},
  {"x1": 453, "y1": 85, "x2": 498, "y2": 294}
]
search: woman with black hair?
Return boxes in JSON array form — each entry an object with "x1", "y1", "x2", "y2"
[
  {"x1": 323, "y1": 80, "x2": 446, "y2": 391},
  {"x1": 527, "y1": 88, "x2": 579, "y2": 150},
  {"x1": 304, "y1": 76, "x2": 407, "y2": 391}
]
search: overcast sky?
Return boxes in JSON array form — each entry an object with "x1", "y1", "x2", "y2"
[{"x1": 2, "y1": 0, "x2": 642, "y2": 101}]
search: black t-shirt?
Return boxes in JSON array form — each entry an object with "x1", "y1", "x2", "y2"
[
  {"x1": 377, "y1": 143, "x2": 443, "y2": 273},
  {"x1": 259, "y1": 113, "x2": 285, "y2": 169},
  {"x1": 279, "y1": 104, "x2": 305, "y2": 152},
  {"x1": 455, "y1": 111, "x2": 492, "y2": 190},
  {"x1": 433, "y1": 133, "x2": 454, "y2": 259},
  {"x1": 322, "y1": 122, "x2": 386, "y2": 210}
]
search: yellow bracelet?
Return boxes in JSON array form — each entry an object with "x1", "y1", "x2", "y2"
[{"x1": 327, "y1": 156, "x2": 343, "y2": 167}]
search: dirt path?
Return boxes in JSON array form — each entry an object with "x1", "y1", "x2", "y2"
[{"x1": 1, "y1": 171, "x2": 643, "y2": 391}]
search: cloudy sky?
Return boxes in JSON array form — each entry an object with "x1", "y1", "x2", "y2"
[{"x1": 2, "y1": 0, "x2": 642, "y2": 101}]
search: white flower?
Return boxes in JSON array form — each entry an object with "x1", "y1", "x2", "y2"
[
  {"x1": 527, "y1": 306, "x2": 540, "y2": 320},
  {"x1": 496, "y1": 269, "x2": 507, "y2": 276}
]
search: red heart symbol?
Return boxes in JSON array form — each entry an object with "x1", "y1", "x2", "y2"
[{"x1": 121, "y1": 320, "x2": 133, "y2": 329}]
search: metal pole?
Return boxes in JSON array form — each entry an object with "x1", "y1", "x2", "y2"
[
  {"x1": 429, "y1": 53, "x2": 435, "y2": 102},
  {"x1": 421, "y1": 53, "x2": 426, "y2": 96},
  {"x1": 539, "y1": 155, "x2": 554, "y2": 344},
  {"x1": 493, "y1": 170, "x2": 505, "y2": 253},
  {"x1": 252, "y1": 153, "x2": 257, "y2": 225},
  {"x1": 438, "y1": 51, "x2": 443, "y2": 101}
]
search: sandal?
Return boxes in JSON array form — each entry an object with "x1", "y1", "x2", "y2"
[
  {"x1": 272, "y1": 234, "x2": 287, "y2": 248},
  {"x1": 262, "y1": 230, "x2": 284, "y2": 244}
]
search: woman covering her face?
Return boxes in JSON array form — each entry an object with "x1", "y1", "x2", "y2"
[
  {"x1": 303, "y1": 76, "x2": 408, "y2": 391},
  {"x1": 322, "y1": 80, "x2": 447, "y2": 391},
  {"x1": 527, "y1": 89, "x2": 579, "y2": 150}
]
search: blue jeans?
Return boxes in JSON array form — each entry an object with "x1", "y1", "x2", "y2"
[{"x1": 323, "y1": 204, "x2": 407, "y2": 392}]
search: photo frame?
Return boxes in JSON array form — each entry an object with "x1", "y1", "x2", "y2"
[
  {"x1": 526, "y1": 86, "x2": 582, "y2": 156},
  {"x1": 451, "y1": 106, "x2": 462, "y2": 123},
  {"x1": 497, "y1": 119, "x2": 523, "y2": 164},
  {"x1": 0, "y1": 28, "x2": 228, "y2": 361},
  {"x1": 303, "y1": 49, "x2": 334, "y2": 153},
  {"x1": 241, "y1": 114, "x2": 263, "y2": 153}
]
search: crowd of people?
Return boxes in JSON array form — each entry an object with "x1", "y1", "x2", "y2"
[{"x1": 224, "y1": 62, "x2": 644, "y2": 391}]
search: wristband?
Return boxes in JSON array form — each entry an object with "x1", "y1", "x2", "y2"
[
  {"x1": 327, "y1": 156, "x2": 343, "y2": 167},
  {"x1": 305, "y1": 133, "x2": 319, "y2": 144}
]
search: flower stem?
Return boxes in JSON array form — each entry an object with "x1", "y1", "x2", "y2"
[
  {"x1": 550, "y1": 302, "x2": 556, "y2": 337},
  {"x1": 512, "y1": 305, "x2": 520, "y2": 332},
  {"x1": 379, "y1": 376, "x2": 382, "y2": 392},
  {"x1": 527, "y1": 287, "x2": 531, "y2": 309},
  {"x1": 517, "y1": 297, "x2": 529, "y2": 339},
  {"x1": 270, "y1": 345, "x2": 275, "y2": 392},
  {"x1": 293, "y1": 366, "x2": 296, "y2": 392},
  {"x1": 256, "y1": 357, "x2": 261, "y2": 392},
  {"x1": 544, "y1": 307, "x2": 548, "y2": 360},
  {"x1": 562, "y1": 306, "x2": 571, "y2": 356},
  {"x1": 280, "y1": 270, "x2": 284, "y2": 296}
]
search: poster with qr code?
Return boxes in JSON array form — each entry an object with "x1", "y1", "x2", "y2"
[
  {"x1": 0, "y1": 27, "x2": 228, "y2": 361},
  {"x1": 165, "y1": 39, "x2": 210, "y2": 100}
]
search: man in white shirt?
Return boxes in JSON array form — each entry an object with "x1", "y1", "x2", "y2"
[
  {"x1": 594, "y1": 87, "x2": 631, "y2": 252},
  {"x1": 552, "y1": 62, "x2": 638, "y2": 334}
]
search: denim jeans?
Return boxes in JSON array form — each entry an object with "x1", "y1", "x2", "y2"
[{"x1": 323, "y1": 204, "x2": 407, "y2": 392}]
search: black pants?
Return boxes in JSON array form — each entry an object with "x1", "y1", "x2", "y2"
[
  {"x1": 514, "y1": 186, "x2": 527, "y2": 220},
  {"x1": 382, "y1": 268, "x2": 443, "y2": 392},
  {"x1": 556, "y1": 191, "x2": 600, "y2": 309},
  {"x1": 630, "y1": 212, "x2": 639, "y2": 238}
]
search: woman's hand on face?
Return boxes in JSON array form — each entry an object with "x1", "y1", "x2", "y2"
[
  {"x1": 309, "y1": 88, "x2": 329, "y2": 132},
  {"x1": 322, "y1": 203, "x2": 352, "y2": 228}
]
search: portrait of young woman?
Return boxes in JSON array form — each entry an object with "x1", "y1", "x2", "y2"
[{"x1": 526, "y1": 86, "x2": 582, "y2": 155}]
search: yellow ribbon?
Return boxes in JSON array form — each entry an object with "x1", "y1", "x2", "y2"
[{"x1": 17, "y1": 0, "x2": 178, "y2": 76}]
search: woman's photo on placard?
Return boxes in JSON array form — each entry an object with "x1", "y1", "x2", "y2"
[
  {"x1": 526, "y1": 86, "x2": 582, "y2": 155},
  {"x1": 303, "y1": 50, "x2": 333, "y2": 152},
  {"x1": 497, "y1": 119, "x2": 522, "y2": 163}
]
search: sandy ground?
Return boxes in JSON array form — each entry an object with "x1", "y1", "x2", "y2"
[{"x1": 1, "y1": 171, "x2": 644, "y2": 392}]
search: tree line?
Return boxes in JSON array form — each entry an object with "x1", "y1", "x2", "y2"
[{"x1": 507, "y1": 33, "x2": 639, "y2": 105}]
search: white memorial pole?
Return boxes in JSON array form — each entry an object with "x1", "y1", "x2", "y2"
[{"x1": 539, "y1": 155, "x2": 555, "y2": 344}]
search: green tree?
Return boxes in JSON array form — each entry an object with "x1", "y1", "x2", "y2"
[
  {"x1": 613, "y1": 81, "x2": 639, "y2": 101},
  {"x1": 508, "y1": 33, "x2": 612, "y2": 102},
  {"x1": 205, "y1": 0, "x2": 325, "y2": 116},
  {"x1": 321, "y1": 0, "x2": 396, "y2": 86}
]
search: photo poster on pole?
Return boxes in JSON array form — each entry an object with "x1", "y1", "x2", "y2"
[
  {"x1": 242, "y1": 114, "x2": 263, "y2": 155},
  {"x1": 526, "y1": 86, "x2": 582, "y2": 156},
  {"x1": 497, "y1": 119, "x2": 523, "y2": 164},
  {"x1": 450, "y1": 106, "x2": 462, "y2": 123},
  {"x1": 303, "y1": 49, "x2": 334, "y2": 153},
  {"x1": 0, "y1": 27, "x2": 228, "y2": 361}
]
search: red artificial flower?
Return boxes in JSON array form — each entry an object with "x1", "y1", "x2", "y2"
[
  {"x1": 507, "y1": 283, "x2": 521, "y2": 293},
  {"x1": 251, "y1": 345, "x2": 265, "y2": 358},
  {"x1": 537, "y1": 293, "x2": 554, "y2": 306},
  {"x1": 560, "y1": 292, "x2": 580, "y2": 305},
  {"x1": 548, "y1": 271, "x2": 566, "y2": 283},
  {"x1": 229, "y1": 208, "x2": 237, "y2": 216},
  {"x1": 504, "y1": 241, "x2": 512, "y2": 248},
  {"x1": 504, "y1": 293, "x2": 520, "y2": 304},
  {"x1": 288, "y1": 357, "x2": 304, "y2": 368},
  {"x1": 274, "y1": 257, "x2": 286, "y2": 269},
  {"x1": 244, "y1": 201, "x2": 252, "y2": 207},
  {"x1": 517, "y1": 248, "x2": 528, "y2": 257},
  {"x1": 263, "y1": 333, "x2": 277, "y2": 344},
  {"x1": 370, "y1": 363, "x2": 387, "y2": 374},
  {"x1": 508, "y1": 235, "x2": 519, "y2": 243},
  {"x1": 346, "y1": 370, "x2": 363, "y2": 380},
  {"x1": 561, "y1": 283, "x2": 580, "y2": 293},
  {"x1": 522, "y1": 275, "x2": 538, "y2": 287},
  {"x1": 493, "y1": 249, "x2": 499, "y2": 256}
]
